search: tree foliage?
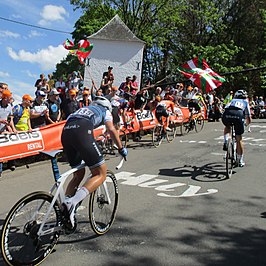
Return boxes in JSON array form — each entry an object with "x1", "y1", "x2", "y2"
[{"x1": 54, "y1": 0, "x2": 266, "y2": 96}]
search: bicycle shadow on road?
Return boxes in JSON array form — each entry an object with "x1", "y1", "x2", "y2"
[{"x1": 159, "y1": 162, "x2": 233, "y2": 182}]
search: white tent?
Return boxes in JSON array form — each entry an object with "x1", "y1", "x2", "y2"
[{"x1": 84, "y1": 15, "x2": 145, "y2": 90}]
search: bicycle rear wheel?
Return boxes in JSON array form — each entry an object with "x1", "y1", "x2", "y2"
[
  {"x1": 195, "y1": 115, "x2": 204, "y2": 132},
  {"x1": 152, "y1": 125, "x2": 164, "y2": 147},
  {"x1": 166, "y1": 122, "x2": 177, "y2": 142},
  {"x1": 89, "y1": 171, "x2": 118, "y2": 235},
  {"x1": 1, "y1": 192, "x2": 62, "y2": 266},
  {"x1": 225, "y1": 139, "x2": 233, "y2": 178},
  {"x1": 180, "y1": 119, "x2": 190, "y2": 135}
]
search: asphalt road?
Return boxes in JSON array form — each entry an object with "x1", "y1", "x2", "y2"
[{"x1": 0, "y1": 119, "x2": 266, "y2": 266}]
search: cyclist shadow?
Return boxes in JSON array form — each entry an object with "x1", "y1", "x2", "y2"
[
  {"x1": 58, "y1": 220, "x2": 100, "y2": 244},
  {"x1": 159, "y1": 162, "x2": 232, "y2": 182}
]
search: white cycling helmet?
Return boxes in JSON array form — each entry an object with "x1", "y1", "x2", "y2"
[
  {"x1": 92, "y1": 96, "x2": 112, "y2": 112},
  {"x1": 234, "y1": 90, "x2": 248, "y2": 99}
]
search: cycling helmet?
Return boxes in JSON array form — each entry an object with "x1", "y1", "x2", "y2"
[
  {"x1": 92, "y1": 96, "x2": 112, "y2": 112},
  {"x1": 234, "y1": 90, "x2": 248, "y2": 99}
]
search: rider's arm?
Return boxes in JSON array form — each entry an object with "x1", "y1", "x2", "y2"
[{"x1": 105, "y1": 120, "x2": 123, "y2": 150}]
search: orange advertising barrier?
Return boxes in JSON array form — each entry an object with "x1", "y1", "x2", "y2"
[{"x1": 0, "y1": 106, "x2": 207, "y2": 162}]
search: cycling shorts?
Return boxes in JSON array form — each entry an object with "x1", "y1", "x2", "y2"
[
  {"x1": 222, "y1": 108, "x2": 245, "y2": 135},
  {"x1": 61, "y1": 118, "x2": 105, "y2": 169},
  {"x1": 155, "y1": 106, "x2": 169, "y2": 123},
  {"x1": 188, "y1": 100, "x2": 201, "y2": 112}
]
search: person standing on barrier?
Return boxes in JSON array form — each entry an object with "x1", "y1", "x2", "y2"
[
  {"x1": 222, "y1": 90, "x2": 251, "y2": 167},
  {"x1": 61, "y1": 96, "x2": 128, "y2": 228}
]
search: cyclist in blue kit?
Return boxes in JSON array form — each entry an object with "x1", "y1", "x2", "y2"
[
  {"x1": 61, "y1": 96, "x2": 128, "y2": 227},
  {"x1": 222, "y1": 90, "x2": 251, "y2": 167}
]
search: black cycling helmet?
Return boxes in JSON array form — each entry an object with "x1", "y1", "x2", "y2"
[
  {"x1": 234, "y1": 90, "x2": 248, "y2": 99},
  {"x1": 92, "y1": 96, "x2": 112, "y2": 112}
]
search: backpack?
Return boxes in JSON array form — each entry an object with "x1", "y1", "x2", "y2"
[{"x1": 12, "y1": 104, "x2": 23, "y2": 125}]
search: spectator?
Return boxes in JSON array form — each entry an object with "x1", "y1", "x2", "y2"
[
  {"x1": 10, "y1": 94, "x2": 33, "y2": 133},
  {"x1": 47, "y1": 89, "x2": 61, "y2": 122},
  {"x1": 223, "y1": 91, "x2": 234, "y2": 106},
  {"x1": 258, "y1": 96, "x2": 265, "y2": 107},
  {"x1": 0, "y1": 82, "x2": 9, "y2": 99},
  {"x1": 39, "y1": 78, "x2": 50, "y2": 94},
  {"x1": 0, "y1": 89, "x2": 13, "y2": 133},
  {"x1": 31, "y1": 90, "x2": 53, "y2": 128},
  {"x1": 119, "y1": 76, "x2": 132, "y2": 96},
  {"x1": 34, "y1": 73, "x2": 45, "y2": 90},
  {"x1": 130, "y1": 75, "x2": 139, "y2": 95},
  {"x1": 48, "y1": 74, "x2": 55, "y2": 90},
  {"x1": 55, "y1": 76, "x2": 66, "y2": 90},
  {"x1": 134, "y1": 88, "x2": 149, "y2": 111},
  {"x1": 68, "y1": 71, "x2": 83, "y2": 91},
  {"x1": 101, "y1": 66, "x2": 114, "y2": 95},
  {"x1": 62, "y1": 89, "x2": 79, "y2": 119},
  {"x1": 79, "y1": 90, "x2": 91, "y2": 108}
]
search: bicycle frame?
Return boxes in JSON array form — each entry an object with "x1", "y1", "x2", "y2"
[{"x1": 36, "y1": 158, "x2": 114, "y2": 237}]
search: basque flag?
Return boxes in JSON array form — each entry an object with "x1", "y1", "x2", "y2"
[{"x1": 178, "y1": 56, "x2": 225, "y2": 93}]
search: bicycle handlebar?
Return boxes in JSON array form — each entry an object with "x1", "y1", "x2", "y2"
[{"x1": 116, "y1": 156, "x2": 125, "y2": 170}]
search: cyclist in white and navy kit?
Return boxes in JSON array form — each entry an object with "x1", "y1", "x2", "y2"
[
  {"x1": 61, "y1": 96, "x2": 128, "y2": 227},
  {"x1": 222, "y1": 90, "x2": 251, "y2": 167}
]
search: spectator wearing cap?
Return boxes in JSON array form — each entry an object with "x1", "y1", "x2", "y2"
[
  {"x1": 0, "y1": 89, "x2": 13, "y2": 133},
  {"x1": 10, "y1": 94, "x2": 33, "y2": 133},
  {"x1": 79, "y1": 89, "x2": 91, "y2": 108},
  {"x1": 62, "y1": 89, "x2": 79, "y2": 119},
  {"x1": 47, "y1": 89, "x2": 61, "y2": 123},
  {"x1": 31, "y1": 90, "x2": 53, "y2": 128}
]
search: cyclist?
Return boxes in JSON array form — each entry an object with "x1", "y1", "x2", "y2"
[
  {"x1": 222, "y1": 89, "x2": 251, "y2": 167},
  {"x1": 155, "y1": 96, "x2": 175, "y2": 131},
  {"x1": 61, "y1": 96, "x2": 128, "y2": 227}
]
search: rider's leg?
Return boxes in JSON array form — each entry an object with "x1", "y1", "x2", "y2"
[
  {"x1": 223, "y1": 126, "x2": 230, "y2": 150},
  {"x1": 235, "y1": 135, "x2": 245, "y2": 166},
  {"x1": 65, "y1": 168, "x2": 85, "y2": 196},
  {"x1": 64, "y1": 164, "x2": 107, "y2": 227}
]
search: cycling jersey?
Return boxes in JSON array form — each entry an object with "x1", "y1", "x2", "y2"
[
  {"x1": 62, "y1": 105, "x2": 113, "y2": 169},
  {"x1": 225, "y1": 98, "x2": 251, "y2": 117},
  {"x1": 67, "y1": 105, "x2": 113, "y2": 128},
  {"x1": 222, "y1": 99, "x2": 251, "y2": 135}
]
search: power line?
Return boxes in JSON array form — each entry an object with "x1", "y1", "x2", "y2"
[{"x1": 0, "y1": 16, "x2": 72, "y2": 34}]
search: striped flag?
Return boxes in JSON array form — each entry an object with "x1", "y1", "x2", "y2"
[
  {"x1": 63, "y1": 39, "x2": 93, "y2": 64},
  {"x1": 178, "y1": 56, "x2": 225, "y2": 93}
]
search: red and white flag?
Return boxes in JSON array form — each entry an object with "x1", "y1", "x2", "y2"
[{"x1": 178, "y1": 56, "x2": 225, "y2": 93}]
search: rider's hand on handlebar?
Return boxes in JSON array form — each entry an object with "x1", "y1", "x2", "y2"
[{"x1": 119, "y1": 147, "x2": 128, "y2": 161}]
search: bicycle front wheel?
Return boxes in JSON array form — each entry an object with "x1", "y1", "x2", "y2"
[
  {"x1": 166, "y1": 122, "x2": 177, "y2": 142},
  {"x1": 195, "y1": 115, "x2": 205, "y2": 133},
  {"x1": 225, "y1": 139, "x2": 233, "y2": 178},
  {"x1": 152, "y1": 125, "x2": 163, "y2": 147},
  {"x1": 1, "y1": 191, "x2": 62, "y2": 266},
  {"x1": 89, "y1": 171, "x2": 119, "y2": 235}
]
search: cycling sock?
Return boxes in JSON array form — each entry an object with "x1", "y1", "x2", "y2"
[
  {"x1": 71, "y1": 187, "x2": 90, "y2": 207},
  {"x1": 238, "y1": 154, "x2": 244, "y2": 162}
]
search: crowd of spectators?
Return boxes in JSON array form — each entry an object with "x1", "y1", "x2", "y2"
[{"x1": 1, "y1": 67, "x2": 266, "y2": 176}]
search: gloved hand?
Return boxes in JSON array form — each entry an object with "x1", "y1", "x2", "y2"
[{"x1": 119, "y1": 147, "x2": 128, "y2": 161}]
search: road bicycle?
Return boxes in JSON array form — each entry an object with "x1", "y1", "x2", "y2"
[
  {"x1": 1, "y1": 150, "x2": 123, "y2": 266},
  {"x1": 181, "y1": 108, "x2": 205, "y2": 135},
  {"x1": 225, "y1": 124, "x2": 237, "y2": 178},
  {"x1": 97, "y1": 129, "x2": 127, "y2": 156},
  {"x1": 152, "y1": 120, "x2": 177, "y2": 147}
]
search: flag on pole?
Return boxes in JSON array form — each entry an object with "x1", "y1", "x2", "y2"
[
  {"x1": 63, "y1": 39, "x2": 93, "y2": 64},
  {"x1": 178, "y1": 56, "x2": 225, "y2": 93}
]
